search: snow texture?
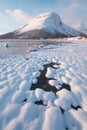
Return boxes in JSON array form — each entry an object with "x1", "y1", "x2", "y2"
[{"x1": 0, "y1": 38, "x2": 87, "y2": 130}]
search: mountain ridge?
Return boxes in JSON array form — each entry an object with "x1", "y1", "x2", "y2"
[{"x1": 0, "y1": 12, "x2": 83, "y2": 39}]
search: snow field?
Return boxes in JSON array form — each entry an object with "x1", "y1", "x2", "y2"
[{"x1": 0, "y1": 39, "x2": 87, "y2": 130}]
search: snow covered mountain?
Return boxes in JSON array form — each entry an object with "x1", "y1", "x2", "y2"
[{"x1": 0, "y1": 12, "x2": 83, "y2": 39}]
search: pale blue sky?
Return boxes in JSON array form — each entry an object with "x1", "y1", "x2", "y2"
[{"x1": 0, "y1": 0, "x2": 87, "y2": 34}]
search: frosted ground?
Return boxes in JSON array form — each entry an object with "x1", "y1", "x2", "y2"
[{"x1": 0, "y1": 38, "x2": 87, "y2": 130}]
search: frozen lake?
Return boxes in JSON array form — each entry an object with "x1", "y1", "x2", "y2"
[
  {"x1": 0, "y1": 40, "x2": 34, "y2": 55},
  {"x1": 0, "y1": 39, "x2": 72, "y2": 55}
]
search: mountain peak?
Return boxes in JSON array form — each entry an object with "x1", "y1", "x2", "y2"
[
  {"x1": 35, "y1": 12, "x2": 60, "y2": 18},
  {"x1": 0, "y1": 12, "x2": 83, "y2": 39},
  {"x1": 17, "y1": 12, "x2": 62, "y2": 33}
]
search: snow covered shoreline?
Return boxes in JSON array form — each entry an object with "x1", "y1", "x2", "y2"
[{"x1": 0, "y1": 39, "x2": 87, "y2": 130}]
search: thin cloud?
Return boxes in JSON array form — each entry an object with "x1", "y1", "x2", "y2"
[
  {"x1": 56, "y1": 1, "x2": 81, "y2": 29},
  {"x1": 65, "y1": 2, "x2": 79, "y2": 14},
  {"x1": 64, "y1": 2, "x2": 87, "y2": 29},
  {"x1": 6, "y1": 9, "x2": 32, "y2": 24},
  {"x1": 64, "y1": 2, "x2": 80, "y2": 24},
  {"x1": 0, "y1": 12, "x2": 2, "y2": 17},
  {"x1": 56, "y1": 0, "x2": 87, "y2": 30}
]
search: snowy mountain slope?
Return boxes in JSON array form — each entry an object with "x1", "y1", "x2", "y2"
[
  {"x1": 16, "y1": 12, "x2": 82, "y2": 38},
  {"x1": 79, "y1": 22, "x2": 87, "y2": 35},
  {"x1": 17, "y1": 12, "x2": 63, "y2": 33},
  {"x1": 0, "y1": 12, "x2": 83, "y2": 39}
]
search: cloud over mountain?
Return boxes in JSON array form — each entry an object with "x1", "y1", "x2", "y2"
[{"x1": 6, "y1": 9, "x2": 32, "y2": 24}]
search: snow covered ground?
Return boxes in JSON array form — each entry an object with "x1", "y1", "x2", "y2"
[{"x1": 0, "y1": 38, "x2": 87, "y2": 130}]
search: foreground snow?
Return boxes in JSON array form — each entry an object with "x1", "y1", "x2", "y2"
[{"x1": 0, "y1": 39, "x2": 87, "y2": 130}]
